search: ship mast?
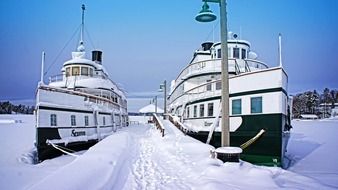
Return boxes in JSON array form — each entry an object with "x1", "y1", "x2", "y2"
[{"x1": 78, "y1": 4, "x2": 86, "y2": 52}]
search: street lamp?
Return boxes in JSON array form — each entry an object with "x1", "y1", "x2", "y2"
[
  {"x1": 159, "y1": 80, "x2": 167, "y2": 119},
  {"x1": 196, "y1": 0, "x2": 230, "y2": 147},
  {"x1": 152, "y1": 96, "x2": 158, "y2": 114}
]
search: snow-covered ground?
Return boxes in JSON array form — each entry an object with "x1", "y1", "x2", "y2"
[{"x1": 0, "y1": 114, "x2": 337, "y2": 189}]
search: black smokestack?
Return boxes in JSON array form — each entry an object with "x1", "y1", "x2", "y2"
[{"x1": 92, "y1": 50, "x2": 102, "y2": 64}]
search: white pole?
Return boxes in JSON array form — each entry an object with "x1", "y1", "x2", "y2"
[
  {"x1": 164, "y1": 80, "x2": 167, "y2": 119},
  {"x1": 279, "y1": 33, "x2": 283, "y2": 67},
  {"x1": 220, "y1": 0, "x2": 230, "y2": 147},
  {"x1": 40, "y1": 51, "x2": 45, "y2": 84}
]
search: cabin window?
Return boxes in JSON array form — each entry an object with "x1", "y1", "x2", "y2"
[
  {"x1": 217, "y1": 49, "x2": 221, "y2": 58},
  {"x1": 66, "y1": 67, "x2": 71, "y2": 77},
  {"x1": 216, "y1": 81, "x2": 221, "y2": 90},
  {"x1": 228, "y1": 47, "x2": 231, "y2": 58},
  {"x1": 232, "y1": 99, "x2": 242, "y2": 115},
  {"x1": 241, "y1": 49, "x2": 246, "y2": 59},
  {"x1": 187, "y1": 107, "x2": 190, "y2": 118},
  {"x1": 251, "y1": 97, "x2": 262, "y2": 113},
  {"x1": 50, "y1": 114, "x2": 57, "y2": 126},
  {"x1": 89, "y1": 68, "x2": 94, "y2": 76},
  {"x1": 200, "y1": 104, "x2": 205, "y2": 117},
  {"x1": 71, "y1": 115, "x2": 76, "y2": 126},
  {"x1": 72, "y1": 66, "x2": 80, "y2": 76},
  {"x1": 233, "y1": 48, "x2": 240, "y2": 59},
  {"x1": 193, "y1": 105, "x2": 197, "y2": 118},
  {"x1": 81, "y1": 67, "x2": 89, "y2": 76},
  {"x1": 84, "y1": 116, "x2": 89, "y2": 126},
  {"x1": 206, "y1": 80, "x2": 212, "y2": 91},
  {"x1": 208, "y1": 103, "x2": 214, "y2": 116},
  {"x1": 103, "y1": 117, "x2": 106, "y2": 126}
]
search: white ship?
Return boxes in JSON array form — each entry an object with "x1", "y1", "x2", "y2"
[
  {"x1": 167, "y1": 33, "x2": 292, "y2": 167},
  {"x1": 35, "y1": 5, "x2": 128, "y2": 161}
]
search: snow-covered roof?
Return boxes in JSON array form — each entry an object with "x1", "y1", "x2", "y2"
[
  {"x1": 300, "y1": 114, "x2": 318, "y2": 119},
  {"x1": 139, "y1": 104, "x2": 164, "y2": 113}
]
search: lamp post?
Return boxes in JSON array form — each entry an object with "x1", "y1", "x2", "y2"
[
  {"x1": 159, "y1": 80, "x2": 167, "y2": 119},
  {"x1": 196, "y1": 0, "x2": 229, "y2": 147},
  {"x1": 152, "y1": 96, "x2": 158, "y2": 114}
]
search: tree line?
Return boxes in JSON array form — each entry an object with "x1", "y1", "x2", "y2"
[
  {"x1": 292, "y1": 88, "x2": 338, "y2": 118},
  {"x1": 0, "y1": 101, "x2": 35, "y2": 114}
]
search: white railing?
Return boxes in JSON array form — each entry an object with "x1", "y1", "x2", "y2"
[
  {"x1": 49, "y1": 74, "x2": 64, "y2": 83},
  {"x1": 48, "y1": 74, "x2": 107, "y2": 83},
  {"x1": 175, "y1": 58, "x2": 268, "y2": 83},
  {"x1": 170, "y1": 80, "x2": 222, "y2": 106}
]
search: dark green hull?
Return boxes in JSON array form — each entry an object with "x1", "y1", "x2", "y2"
[{"x1": 186, "y1": 113, "x2": 290, "y2": 168}]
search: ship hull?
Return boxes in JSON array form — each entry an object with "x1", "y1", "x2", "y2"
[
  {"x1": 35, "y1": 86, "x2": 128, "y2": 162},
  {"x1": 36, "y1": 127, "x2": 99, "y2": 161},
  {"x1": 185, "y1": 113, "x2": 290, "y2": 167}
]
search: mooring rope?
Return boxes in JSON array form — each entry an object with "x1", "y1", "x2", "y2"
[
  {"x1": 240, "y1": 129, "x2": 265, "y2": 150},
  {"x1": 47, "y1": 141, "x2": 79, "y2": 158}
]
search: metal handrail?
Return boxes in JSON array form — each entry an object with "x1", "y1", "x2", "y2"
[
  {"x1": 168, "y1": 114, "x2": 188, "y2": 134},
  {"x1": 174, "y1": 58, "x2": 268, "y2": 83},
  {"x1": 152, "y1": 113, "x2": 165, "y2": 137},
  {"x1": 49, "y1": 74, "x2": 106, "y2": 83}
]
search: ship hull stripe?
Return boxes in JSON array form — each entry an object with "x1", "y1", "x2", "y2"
[{"x1": 38, "y1": 106, "x2": 120, "y2": 115}]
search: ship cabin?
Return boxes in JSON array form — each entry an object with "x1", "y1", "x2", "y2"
[{"x1": 61, "y1": 50, "x2": 107, "y2": 81}]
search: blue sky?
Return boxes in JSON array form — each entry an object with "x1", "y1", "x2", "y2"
[{"x1": 0, "y1": 0, "x2": 337, "y2": 101}]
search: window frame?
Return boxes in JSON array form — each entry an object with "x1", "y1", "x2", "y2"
[
  {"x1": 193, "y1": 105, "x2": 197, "y2": 118},
  {"x1": 217, "y1": 49, "x2": 221, "y2": 58},
  {"x1": 66, "y1": 67, "x2": 71, "y2": 77},
  {"x1": 233, "y1": 47, "x2": 240, "y2": 59},
  {"x1": 232, "y1": 99, "x2": 242, "y2": 115},
  {"x1": 241, "y1": 48, "x2": 246, "y2": 59},
  {"x1": 208, "y1": 103, "x2": 214, "y2": 117},
  {"x1": 186, "y1": 106, "x2": 190, "y2": 118},
  {"x1": 50, "y1": 114, "x2": 57, "y2": 126},
  {"x1": 216, "y1": 81, "x2": 221, "y2": 90},
  {"x1": 251, "y1": 97, "x2": 263, "y2": 114},
  {"x1": 206, "y1": 80, "x2": 212, "y2": 91},
  {"x1": 200, "y1": 104, "x2": 205, "y2": 117},
  {"x1": 72, "y1": 66, "x2": 80, "y2": 76},
  {"x1": 71, "y1": 115, "x2": 76, "y2": 126},
  {"x1": 81, "y1": 67, "x2": 89, "y2": 76},
  {"x1": 84, "y1": 115, "x2": 89, "y2": 126}
]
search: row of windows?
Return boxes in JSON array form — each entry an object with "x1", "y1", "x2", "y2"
[
  {"x1": 214, "y1": 47, "x2": 247, "y2": 59},
  {"x1": 184, "y1": 96, "x2": 262, "y2": 119},
  {"x1": 232, "y1": 97, "x2": 262, "y2": 115},
  {"x1": 50, "y1": 114, "x2": 106, "y2": 127},
  {"x1": 206, "y1": 80, "x2": 221, "y2": 91},
  {"x1": 186, "y1": 103, "x2": 214, "y2": 118},
  {"x1": 66, "y1": 66, "x2": 94, "y2": 77}
]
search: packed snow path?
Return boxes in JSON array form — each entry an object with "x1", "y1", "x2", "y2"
[{"x1": 124, "y1": 120, "x2": 194, "y2": 190}]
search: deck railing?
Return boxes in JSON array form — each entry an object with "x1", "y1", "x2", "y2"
[
  {"x1": 175, "y1": 58, "x2": 268, "y2": 83},
  {"x1": 168, "y1": 114, "x2": 188, "y2": 134},
  {"x1": 169, "y1": 80, "x2": 222, "y2": 105},
  {"x1": 152, "y1": 113, "x2": 165, "y2": 137}
]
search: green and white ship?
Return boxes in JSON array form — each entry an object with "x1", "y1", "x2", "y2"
[{"x1": 167, "y1": 33, "x2": 292, "y2": 167}]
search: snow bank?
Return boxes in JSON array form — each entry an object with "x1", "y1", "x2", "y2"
[
  {"x1": 29, "y1": 131, "x2": 132, "y2": 190},
  {"x1": 0, "y1": 119, "x2": 16, "y2": 124},
  {"x1": 288, "y1": 119, "x2": 338, "y2": 188}
]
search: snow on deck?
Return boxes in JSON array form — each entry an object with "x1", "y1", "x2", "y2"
[{"x1": 0, "y1": 115, "x2": 338, "y2": 189}]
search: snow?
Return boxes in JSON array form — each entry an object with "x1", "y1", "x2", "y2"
[
  {"x1": 139, "y1": 104, "x2": 164, "y2": 114},
  {"x1": 0, "y1": 114, "x2": 338, "y2": 189},
  {"x1": 287, "y1": 119, "x2": 338, "y2": 188},
  {"x1": 215, "y1": 147, "x2": 243, "y2": 154}
]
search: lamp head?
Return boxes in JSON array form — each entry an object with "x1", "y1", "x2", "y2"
[{"x1": 195, "y1": 1, "x2": 217, "y2": 22}]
